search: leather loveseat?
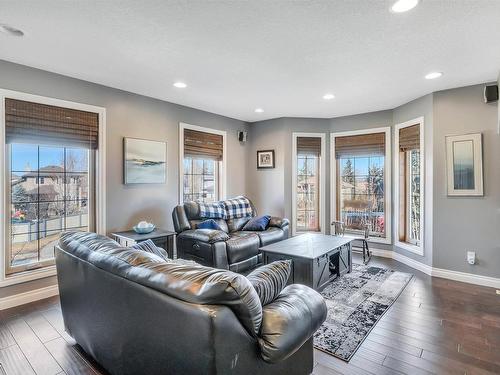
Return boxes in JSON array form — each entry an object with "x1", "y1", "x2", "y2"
[
  {"x1": 55, "y1": 232, "x2": 326, "y2": 375},
  {"x1": 172, "y1": 197, "x2": 289, "y2": 273}
]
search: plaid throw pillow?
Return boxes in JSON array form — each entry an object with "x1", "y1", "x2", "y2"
[
  {"x1": 224, "y1": 196, "x2": 253, "y2": 219},
  {"x1": 198, "y1": 201, "x2": 227, "y2": 219}
]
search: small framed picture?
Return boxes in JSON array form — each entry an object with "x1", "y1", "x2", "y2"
[
  {"x1": 257, "y1": 150, "x2": 275, "y2": 169},
  {"x1": 445, "y1": 133, "x2": 483, "y2": 196},
  {"x1": 124, "y1": 137, "x2": 167, "y2": 184}
]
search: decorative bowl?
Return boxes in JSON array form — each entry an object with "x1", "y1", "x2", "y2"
[{"x1": 133, "y1": 224, "x2": 155, "y2": 234}]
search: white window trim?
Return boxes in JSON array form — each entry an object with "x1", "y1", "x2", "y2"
[
  {"x1": 394, "y1": 117, "x2": 424, "y2": 256},
  {"x1": 330, "y1": 127, "x2": 392, "y2": 245},
  {"x1": 0, "y1": 88, "x2": 106, "y2": 287},
  {"x1": 178, "y1": 122, "x2": 227, "y2": 204},
  {"x1": 291, "y1": 132, "x2": 326, "y2": 236}
]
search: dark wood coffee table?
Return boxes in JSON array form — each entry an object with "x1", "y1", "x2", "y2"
[{"x1": 260, "y1": 233, "x2": 352, "y2": 291}]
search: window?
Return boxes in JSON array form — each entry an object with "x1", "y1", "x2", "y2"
[
  {"x1": 183, "y1": 157, "x2": 217, "y2": 202},
  {"x1": 395, "y1": 120, "x2": 423, "y2": 252},
  {"x1": 3, "y1": 97, "x2": 100, "y2": 277},
  {"x1": 332, "y1": 128, "x2": 391, "y2": 242},
  {"x1": 292, "y1": 134, "x2": 325, "y2": 234},
  {"x1": 180, "y1": 125, "x2": 226, "y2": 203}
]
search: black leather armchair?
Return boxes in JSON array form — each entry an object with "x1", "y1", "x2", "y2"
[
  {"x1": 56, "y1": 232, "x2": 326, "y2": 375},
  {"x1": 172, "y1": 198, "x2": 289, "y2": 273}
]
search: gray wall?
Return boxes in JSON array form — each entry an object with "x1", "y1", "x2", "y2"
[
  {"x1": 0, "y1": 60, "x2": 250, "y2": 234},
  {"x1": 432, "y1": 84, "x2": 499, "y2": 277}
]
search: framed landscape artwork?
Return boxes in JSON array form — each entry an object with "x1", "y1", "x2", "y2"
[
  {"x1": 257, "y1": 150, "x2": 275, "y2": 169},
  {"x1": 445, "y1": 133, "x2": 483, "y2": 196},
  {"x1": 124, "y1": 137, "x2": 167, "y2": 184}
]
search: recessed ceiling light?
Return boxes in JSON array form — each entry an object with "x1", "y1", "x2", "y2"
[
  {"x1": 391, "y1": 0, "x2": 419, "y2": 13},
  {"x1": 425, "y1": 71, "x2": 443, "y2": 80},
  {"x1": 0, "y1": 24, "x2": 24, "y2": 37},
  {"x1": 255, "y1": 108, "x2": 264, "y2": 113},
  {"x1": 323, "y1": 93, "x2": 335, "y2": 100},
  {"x1": 173, "y1": 82, "x2": 187, "y2": 88}
]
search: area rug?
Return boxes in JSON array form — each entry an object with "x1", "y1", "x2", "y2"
[{"x1": 313, "y1": 264, "x2": 412, "y2": 361}]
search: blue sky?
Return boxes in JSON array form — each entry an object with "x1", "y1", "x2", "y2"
[{"x1": 11, "y1": 144, "x2": 87, "y2": 173}]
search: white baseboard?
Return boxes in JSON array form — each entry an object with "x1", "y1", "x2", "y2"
[
  {"x1": 0, "y1": 285, "x2": 59, "y2": 310},
  {"x1": 371, "y1": 250, "x2": 500, "y2": 289},
  {"x1": 432, "y1": 267, "x2": 500, "y2": 289}
]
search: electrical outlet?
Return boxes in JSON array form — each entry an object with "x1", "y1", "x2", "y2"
[{"x1": 467, "y1": 251, "x2": 476, "y2": 265}]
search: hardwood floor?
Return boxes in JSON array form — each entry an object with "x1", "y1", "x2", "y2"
[{"x1": 0, "y1": 255, "x2": 499, "y2": 375}]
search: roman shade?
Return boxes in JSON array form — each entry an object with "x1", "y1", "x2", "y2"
[
  {"x1": 297, "y1": 137, "x2": 321, "y2": 156},
  {"x1": 335, "y1": 132, "x2": 385, "y2": 158},
  {"x1": 184, "y1": 129, "x2": 223, "y2": 160},
  {"x1": 5, "y1": 98, "x2": 99, "y2": 149},
  {"x1": 399, "y1": 124, "x2": 420, "y2": 152}
]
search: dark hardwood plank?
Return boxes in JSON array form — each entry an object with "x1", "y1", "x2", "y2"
[
  {"x1": 45, "y1": 337, "x2": 97, "y2": 375},
  {"x1": 0, "y1": 325, "x2": 16, "y2": 350},
  {"x1": 0, "y1": 345, "x2": 36, "y2": 375},
  {"x1": 23, "y1": 312, "x2": 60, "y2": 343},
  {"x1": 5, "y1": 318, "x2": 62, "y2": 375}
]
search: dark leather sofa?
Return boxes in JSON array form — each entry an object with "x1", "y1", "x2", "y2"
[
  {"x1": 55, "y1": 232, "x2": 327, "y2": 375},
  {"x1": 172, "y1": 198, "x2": 289, "y2": 273}
]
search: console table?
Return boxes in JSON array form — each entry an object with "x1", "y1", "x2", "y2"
[{"x1": 259, "y1": 233, "x2": 352, "y2": 291}]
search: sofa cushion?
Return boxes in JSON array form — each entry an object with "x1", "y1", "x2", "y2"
[
  {"x1": 131, "y1": 239, "x2": 169, "y2": 260},
  {"x1": 247, "y1": 260, "x2": 292, "y2": 306},
  {"x1": 177, "y1": 229, "x2": 229, "y2": 244},
  {"x1": 190, "y1": 219, "x2": 228, "y2": 233},
  {"x1": 227, "y1": 216, "x2": 251, "y2": 233},
  {"x1": 225, "y1": 232, "x2": 260, "y2": 264},
  {"x1": 197, "y1": 219, "x2": 223, "y2": 231},
  {"x1": 58, "y1": 231, "x2": 263, "y2": 336},
  {"x1": 244, "y1": 227, "x2": 286, "y2": 247},
  {"x1": 243, "y1": 215, "x2": 271, "y2": 231}
]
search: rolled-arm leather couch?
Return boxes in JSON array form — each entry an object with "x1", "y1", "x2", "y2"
[
  {"x1": 56, "y1": 232, "x2": 327, "y2": 375},
  {"x1": 172, "y1": 198, "x2": 289, "y2": 273}
]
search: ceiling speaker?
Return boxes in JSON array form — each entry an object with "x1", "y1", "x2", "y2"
[{"x1": 484, "y1": 84, "x2": 498, "y2": 103}]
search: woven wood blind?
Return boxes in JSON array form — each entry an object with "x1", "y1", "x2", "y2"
[
  {"x1": 335, "y1": 132, "x2": 385, "y2": 158},
  {"x1": 297, "y1": 136, "x2": 321, "y2": 156},
  {"x1": 399, "y1": 124, "x2": 420, "y2": 152},
  {"x1": 184, "y1": 129, "x2": 223, "y2": 160},
  {"x1": 5, "y1": 98, "x2": 99, "y2": 149}
]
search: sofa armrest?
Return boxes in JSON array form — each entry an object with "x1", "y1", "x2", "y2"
[
  {"x1": 257, "y1": 284, "x2": 327, "y2": 363},
  {"x1": 269, "y1": 217, "x2": 289, "y2": 229},
  {"x1": 178, "y1": 229, "x2": 229, "y2": 244}
]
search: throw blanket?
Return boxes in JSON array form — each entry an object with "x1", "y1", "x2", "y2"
[
  {"x1": 198, "y1": 201, "x2": 227, "y2": 219},
  {"x1": 224, "y1": 196, "x2": 253, "y2": 219}
]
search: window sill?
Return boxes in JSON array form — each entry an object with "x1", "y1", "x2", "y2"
[
  {"x1": 395, "y1": 241, "x2": 424, "y2": 256},
  {"x1": 0, "y1": 265, "x2": 57, "y2": 287}
]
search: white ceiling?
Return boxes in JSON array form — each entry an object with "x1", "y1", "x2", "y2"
[{"x1": 1, "y1": 1, "x2": 500, "y2": 122}]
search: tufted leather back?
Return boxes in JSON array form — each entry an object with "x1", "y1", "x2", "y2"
[{"x1": 58, "y1": 231, "x2": 263, "y2": 336}]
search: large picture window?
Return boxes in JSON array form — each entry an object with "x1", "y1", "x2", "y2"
[
  {"x1": 180, "y1": 124, "x2": 225, "y2": 203},
  {"x1": 3, "y1": 96, "x2": 100, "y2": 278},
  {"x1": 332, "y1": 128, "x2": 391, "y2": 242},
  {"x1": 395, "y1": 119, "x2": 424, "y2": 253}
]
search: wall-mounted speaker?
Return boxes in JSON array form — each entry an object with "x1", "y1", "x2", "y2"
[
  {"x1": 238, "y1": 130, "x2": 247, "y2": 143},
  {"x1": 484, "y1": 84, "x2": 498, "y2": 103}
]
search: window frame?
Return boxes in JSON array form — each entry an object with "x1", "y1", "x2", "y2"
[
  {"x1": 330, "y1": 127, "x2": 392, "y2": 245},
  {"x1": 0, "y1": 89, "x2": 106, "y2": 287},
  {"x1": 394, "y1": 117, "x2": 424, "y2": 256},
  {"x1": 291, "y1": 132, "x2": 326, "y2": 236},
  {"x1": 178, "y1": 123, "x2": 227, "y2": 204}
]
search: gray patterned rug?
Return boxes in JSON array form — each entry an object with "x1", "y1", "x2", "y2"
[{"x1": 313, "y1": 263, "x2": 412, "y2": 361}]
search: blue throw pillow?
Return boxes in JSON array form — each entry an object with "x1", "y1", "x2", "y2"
[
  {"x1": 197, "y1": 219, "x2": 222, "y2": 231},
  {"x1": 243, "y1": 215, "x2": 271, "y2": 231}
]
